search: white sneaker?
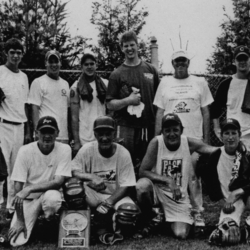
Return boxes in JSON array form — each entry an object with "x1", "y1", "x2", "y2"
[{"x1": 194, "y1": 213, "x2": 205, "y2": 227}]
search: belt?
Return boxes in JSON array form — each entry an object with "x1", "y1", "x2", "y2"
[{"x1": 0, "y1": 118, "x2": 22, "y2": 125}]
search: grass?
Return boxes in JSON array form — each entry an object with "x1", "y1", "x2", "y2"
[{"x1": 0, "y1": 195, "x2": 249, "y2": 250}]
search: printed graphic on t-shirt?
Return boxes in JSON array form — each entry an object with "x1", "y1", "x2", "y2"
[
  {"x1": 95, "y1": 170, "x2": 116, "y2": 183},
  {"x1": 144, "y1": 73, "x2": 153, "y2": 80},
  {"x1": 61, "y1": 89, "x2": 67, "y2": 97},
  {"x1": 173, "y1": 101, "x2": 190, "y2": 113},
  {"x1": 161, "y1": 159, "x2": 183, "y2": 186}
]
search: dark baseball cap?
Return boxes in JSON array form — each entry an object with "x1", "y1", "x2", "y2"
[
  {"x1": 162, "y1": 113, "x2": 183, "y2": 128},
  {"x1": 93, "y1": 116, "x2": 115, "y2": 131},
  {"x1": 45, "y1": 50, "x2": 61, "y2": 61},
  {"x1": 221, "y1": 118, "x2": 241, "y2": 131},
  {"x1": 234, "y1": 46, "x2": 250, "y2": 59},
  {"x1": 36, "y1": 116, "x2": 59, "y2": 131}
]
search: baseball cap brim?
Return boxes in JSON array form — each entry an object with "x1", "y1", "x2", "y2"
[
  {"x1": 94, "y1": 125, "x2": 115, "y2": 131},
  {"x1": 235, "y1": 52, "x2": 249, "y2": 58},
  {"x1": 38, "y1": 125, "x2": 57, "y2": 131}
]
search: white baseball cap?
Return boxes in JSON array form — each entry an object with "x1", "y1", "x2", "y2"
[{"x1": 172, "y1": 50, "x2": 190, "y2": 60}]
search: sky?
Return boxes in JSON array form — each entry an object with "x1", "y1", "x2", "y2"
[{"x1": 65, "y1": 0, "x2": 234, "y2": 73}]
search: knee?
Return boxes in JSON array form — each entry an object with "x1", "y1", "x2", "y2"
[
  {"x1": 42, "y1": 190, "x2": 62, "y2": 220},
  {"x1": 136, "y1": 178, "x2": 151, "y2": 197},
  {"x1": 173, "y1": 229, "x2": 189, "y2": 240}
]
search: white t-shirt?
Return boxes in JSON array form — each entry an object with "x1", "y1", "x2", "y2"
[
  {"x1": 70, "y1": 141, "x2": 136, "y2": 195},
  {"x1": 217, "y1": 147, "x2": 235, "y2": 199},
  {"x1": 11, "y1": 141, "x2": 72, "y2": 199},
  {"x1": 154, "y1": 75, "x2": 213, "y2": 139},
  {"x1": 154, "y1": 135, "x2": 192, "y2": 203},
  {"x1": 227, "y1": 75, "x2": 250, "y2": 136},
  {"x1": 0, "y1": 65, "x2": 29, "y2": 122},
  {"x1": 71, "y1": 78, "x2": 108, "y2": 145},
  {"x1": 28, "y1": 74, "x2": 70, "y2": 140}
]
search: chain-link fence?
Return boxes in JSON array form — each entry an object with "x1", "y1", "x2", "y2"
[{"x1": 22, "y1": 69, "x2": 230, "y2": 147}]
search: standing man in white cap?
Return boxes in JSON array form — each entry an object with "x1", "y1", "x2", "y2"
[
  {"x1": 28, "y1": 50, "x2": 70, "y2": 143},
  {"x1": 153, "y1": 50, "x2": 214, "y2": 228},
  {"x1": 211, "y1": 45, "x2": 250, "y2": 151}
]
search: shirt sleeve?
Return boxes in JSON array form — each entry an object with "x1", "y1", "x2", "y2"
[
  {"x1": 70, "y1": 144, "x2": 91, "y2": 173},
  {"x1": 117, "y1": 146, "x2": 136, "y2": 187},
  {"x1": 55, "y1": 145, "x2": 72, "y2": 177},
  {"x1": 11, "y1": 147, "x2": 28, "y2": 183},
  {"x1": 201, "y1": 78, "x2": 214, "y2": 107},
  {"x1": 28, "y1": 78, "x2": 42, "y2": 106},
  {"x1": 153, "y1": 77, "x2": 166, "y2": 109},
  {"x1": 106, "y1": 73, "x2": 120, "y2": 101}
]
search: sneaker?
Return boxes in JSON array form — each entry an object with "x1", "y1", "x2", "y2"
[
  {"x1": 193, "y1": 212, "x2": 205, "y2": 227},
  {"x1": 6, "y1": 211, "x2": 14, "y2": 221}
]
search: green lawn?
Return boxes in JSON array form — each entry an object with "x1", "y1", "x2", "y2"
[{"x1": 0, "y1": 196, "x2": 249, "y2": 250}]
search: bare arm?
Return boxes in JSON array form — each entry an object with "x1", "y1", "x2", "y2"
[
  {"x1": 70, "y1": 88, "x2": 81, "y2": 155},
  {"x1": 155, "y1": 107, "x2": 164, "y2": 136},
  {"x1": 31, "y1": 104, "x2": 40, "y2": 140},
  {"x1": 188, "y1": 137, "x2": 217, "y2": 155},
  {"x1": 201, "y1": 105, "x2": 210, "y2": 144},
  {"x1": 105, "y1": 186, "x2": 129, "y2": 205},
  {"x1": 107, "y1": 92, "x2": 141, "y2": 111},
  {"x1": 213, "y1": 118, "x2": 222, "y2": 141}
]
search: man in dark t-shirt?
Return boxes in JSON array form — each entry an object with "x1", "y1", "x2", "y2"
[{"x1": 106, "y1": 30, "x2": 159, "y2": 167}]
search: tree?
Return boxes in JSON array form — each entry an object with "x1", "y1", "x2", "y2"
[
  {"x1": 90, "y1": 0, "x2": 151, "y2": 70},
  {"x1": 207, "y1": 0, "x2": 250, "y2": 74},
  {"x1": 0, "y1": 0, "x2": 88, "y2": 68}
]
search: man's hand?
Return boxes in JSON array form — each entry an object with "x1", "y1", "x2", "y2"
[
  {"x1": 87, "y1": 175, "x2": 106, "y2": 191},
  {"x1": 8, "y1": 220, "x2": 27, "y2": 243},
  {"x1": 168, "y1": 179, "x2": 182, "y2": 201},
  {"x1": 12, "y1": 188, "x2": 30, "y2": 210},
  {"x1": 72, "y1": 141, "x2": 81, "y2": 157},
  {"x1": 223, "y1": 189, "x2": 244, "y2": 214},
  {"x1": 127, "y1": 92, "x2": 141, "y2": 106}
]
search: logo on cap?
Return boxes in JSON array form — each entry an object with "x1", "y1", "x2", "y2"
[
  {"x1": 227, "y1": 119, "x2": 233, "y2": 123},
  {"x1": 43, "y1": 119, "x2": 52, "y2": 124},
  {"x1": 166, "y1": 115, "x2": 174, "y2": 119},
  {"x1": 240, "y1": 47, "x2": 244, "y2": 51}
]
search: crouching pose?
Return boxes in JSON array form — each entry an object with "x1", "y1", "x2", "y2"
[
  {"x1": 8, "y1": 116, "x2": 72, "y2": 247},
  {"x1": 70, "y1": 116, "x2": 139, "y2": 245},
  {"x1": 199, "y1": 118, "x2": 250, "y2": 246},
  {"x1": 136, "y1": 113, "x2": 215, "y2": 239}
]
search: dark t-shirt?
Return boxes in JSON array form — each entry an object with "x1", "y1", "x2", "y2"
[{"x1": 106, "y1": 61, "x2": 159, "y2": 128}]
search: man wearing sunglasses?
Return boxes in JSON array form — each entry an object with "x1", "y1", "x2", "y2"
[
  {"x1": 28, "y1": 50, "x2": 70, "y2": 144},
  {"x1": 153, "y1": 50, "x2": 214, "y2": 230},
  {"x1": 0, "y1": 38, "x2": 31, "y2": 220},
  {"x1": 7, "y1": 116, "x2": 72, "y2": 247},
  {"x1": 70, "y1": 54, "x2": 108, "y2": 156}
]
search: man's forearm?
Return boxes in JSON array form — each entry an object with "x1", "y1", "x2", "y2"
[
  {"x1": 201, "y1": 106, "x2": 210, "y2": 144},
  {"x1": 105, "y1": 186, "x2": 128, "y2": 205},
  {"x1": 155, "y1": 108, "x2": 164, "y2": 136},
  {"x1": 31, "y1": 104, "x2": 40, "y2": 132},
  {"x1": 107, "y1": 98, "x2": 130, "y2": 111},
  {"x1": 24, "y1": 104, "x2": 31, "y2": 137},
  {"x1": 72, "y1": 170, "x2": 96, "y2": 182},
  {"x1": 139, "y1": 170, "x2": 171, "y2": 186}
]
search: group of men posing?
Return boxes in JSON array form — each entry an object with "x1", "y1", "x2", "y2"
[{"x1": 1, "y1": 30, "x2": 250, "y2": 247}]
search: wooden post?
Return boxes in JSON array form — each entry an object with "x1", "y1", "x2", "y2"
[{"x1": 150, "y1": 36, "x2": 159, "y2": 70}]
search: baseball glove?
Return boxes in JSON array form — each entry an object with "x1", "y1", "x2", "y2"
[
  {"x1": 115, "y1": 203, "x2": 141, "y2": 226},
  {"x1": 63, "y1": 177, "x2": 86, "y2": 209},
  {"x1": 0, "y1": 88, "x2": 6, "y2": 105},
  {"x1": 209, "y1": 217, "x2": 241, "y2": 246}
]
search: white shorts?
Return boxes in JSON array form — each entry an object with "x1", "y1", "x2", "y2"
[{"x1": 151, "y1": 181, "x2": 194, "y2": 225}]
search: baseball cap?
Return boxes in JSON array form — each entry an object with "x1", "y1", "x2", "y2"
[
  {"x1": 233, "y1": 46, "x2": 250, "y2": 59},
  {"x1": 221, "y1": 118, "x2": 241, "y2": 131},
  {"x1": 45, "y1": 50, "x2": 61, "y2": 61},
  {"x1": 172, "y1": 50, "x2": 190, "y2": 61},
  {"x1": 162, "y1": 113, "x2": 183, "y2": 128},
  {"x1": 93, "y1": 116, "x2": 115, "y2": 131},
  {"x1": 36, "y1": 116, "x2": 59, "y2": 131}
]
